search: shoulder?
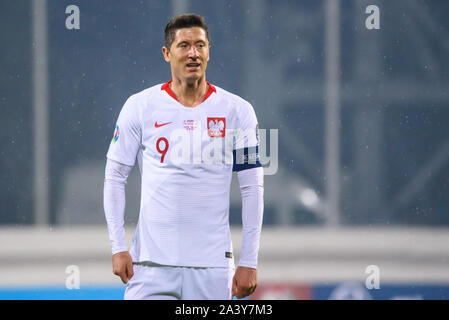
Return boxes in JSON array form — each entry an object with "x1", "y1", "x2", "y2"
[
  {"x1": 213, "y1": 85, "x2": 253, "y2": 111},
  {"x1": 213, "y1": 85, "x2": 258, "y2": 125},
  {"x1": 117, "y1": 84, "x2": 163, "y2": 124}
]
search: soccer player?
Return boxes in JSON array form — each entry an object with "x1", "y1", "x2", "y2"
[{"x1": 103, "y1": 14, "x2": 264, "y2": 300}]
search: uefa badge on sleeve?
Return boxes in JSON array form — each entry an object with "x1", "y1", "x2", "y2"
[
  {"x1": 207, "y1": 117, "x2": 226, "y2": 138},
  {"x1": 112, "y1": 125, "x2": 120, "y2": 143}
]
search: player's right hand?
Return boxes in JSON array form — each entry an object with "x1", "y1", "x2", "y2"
[{"x1": 112, "y1": 251, "x2": 134, "y2": 284}]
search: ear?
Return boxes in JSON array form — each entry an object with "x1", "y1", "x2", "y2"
[{"x1": 162, "y1": 46, "x2": 170, "y2": 62}]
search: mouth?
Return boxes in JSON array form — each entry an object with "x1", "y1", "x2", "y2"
[{"x1": 186, "y1": 62, "x2": 201, "y2": 71}]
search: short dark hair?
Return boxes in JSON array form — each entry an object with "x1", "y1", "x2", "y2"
[{"x1": 164, "y1": 14, "x2": 210, "y2": 50}]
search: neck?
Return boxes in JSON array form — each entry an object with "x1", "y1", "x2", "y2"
[{"x1": 170, "y1": 76, "x2": 208, "y2": 107}]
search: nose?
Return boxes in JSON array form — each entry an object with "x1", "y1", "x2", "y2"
[{"x1": 188, "y1": 45, "x2": 199, "y2": 58}]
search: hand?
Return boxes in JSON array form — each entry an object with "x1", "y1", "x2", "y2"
[
  {"x1": 232, "y1": 266, "x2": 258, "y2": 299},
  {"x1": 112, "y1": 251, "x2": 134, "y2": 284}
]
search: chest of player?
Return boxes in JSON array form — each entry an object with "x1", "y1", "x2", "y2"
[{"x1": 140, "y1": 109, "x2": 237, "y2": 166}]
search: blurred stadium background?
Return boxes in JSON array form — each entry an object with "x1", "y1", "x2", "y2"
[{"x1": 1, "y1": 0, "x2": 449, "y2": 299}]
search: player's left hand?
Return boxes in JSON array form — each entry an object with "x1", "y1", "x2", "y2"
[{"x1": 232, "y1": 266, "x2": 257, "y2": 299}]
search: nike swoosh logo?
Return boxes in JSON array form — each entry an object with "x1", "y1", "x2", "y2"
[{"x1": 155, "y1": 121, "x2": 172, "y2": 128}]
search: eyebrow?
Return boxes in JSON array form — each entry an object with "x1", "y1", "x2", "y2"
[{"x1": 177, "y1": 40, "x2": 207, "y2": 45}]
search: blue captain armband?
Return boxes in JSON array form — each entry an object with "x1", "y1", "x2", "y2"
[{"x1": 232, "y1": 146, "x2": 262, "y2": 172}]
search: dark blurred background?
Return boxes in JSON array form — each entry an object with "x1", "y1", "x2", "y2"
[{"x1": 1, "y1": 0, "x2": 449, "y2": 228}]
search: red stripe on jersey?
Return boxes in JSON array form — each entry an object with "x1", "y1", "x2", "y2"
[
  {"x1": 161, "y1": 80, "x2": 216, "y2": 103},
  {"x1": 202, "y1": 82, "x2": 216, "y2": 102}
]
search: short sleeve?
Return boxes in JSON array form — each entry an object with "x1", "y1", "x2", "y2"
[
  {"x1": 233, "y1": 101, "x2": 262, "y2": 172},
  {"x1": 106, "y1": 95, "x2": 142, "y2": 167}
]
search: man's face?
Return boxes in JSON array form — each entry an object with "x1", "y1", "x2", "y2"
[{"x1": 163, "y1": 27, "x2": 210, "y2": 82}]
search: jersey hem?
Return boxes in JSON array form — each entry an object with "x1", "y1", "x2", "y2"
[{"x1": 130, "y1": 256, "x2": 235, "y2": 269}]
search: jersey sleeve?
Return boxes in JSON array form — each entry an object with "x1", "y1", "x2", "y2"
[
  {"x1": 106, "y1": 95, "x2": 142, "y2": 167},
  {"x1": 233, "y1": 101, "x2": 262, "y2": 172},
  {"x1": 103, "y1": 158, "x2": 133, "y2": 255},
  {"x1": 237, "y1": 167, "x2": 264, "y2": 269}
]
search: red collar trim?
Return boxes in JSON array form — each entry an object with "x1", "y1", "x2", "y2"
[{"x1": 161, "y1": 80, "x2": 216, "y2": 103}]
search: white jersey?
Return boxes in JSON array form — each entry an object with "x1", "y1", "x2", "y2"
[{"x1": 106, "y1": 80, "x2": 261, "y2": 268}]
